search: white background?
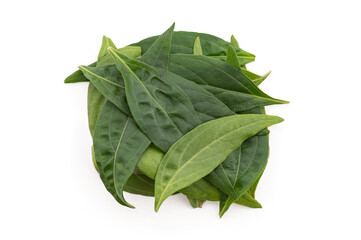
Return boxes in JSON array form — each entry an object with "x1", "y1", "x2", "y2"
[{"x1": 1, "y1": 0, "x2": 360, "y2": 239}]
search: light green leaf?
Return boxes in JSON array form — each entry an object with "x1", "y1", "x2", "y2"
[
  {"x1": 154, "y1": 114, "x2": 283, "y2": 211},
  {"x1": 137, "y1": 146, "x2": 220, "y2": 201},
  {"x1": 64, "y1": 45, "x2": 141, "y2": 83},
  {"x1": 241, "y1": 68, "x2": 271, "y2": 86},
  {"x1": 226, "y1": 46, "x2": 240, "y2": 69},
  {"x1": 230, "y1": 34, "x2": 240, "y2": 49},
  {"x1": 193, "y1": 36, "x2": 203, "y2": 55}
]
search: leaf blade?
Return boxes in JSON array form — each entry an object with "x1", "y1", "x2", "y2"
[{"x1": 154, "y1": 114, "x2": 283, "y2": 211}]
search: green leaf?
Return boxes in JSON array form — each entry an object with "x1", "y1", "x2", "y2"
[
  {"x1": 234, "y1": 191, "x2": 262, "y2": 208},
  {"x1": 93, "y1": 101, "x2": 150, "y2": 208},
  {"x1": 87, "y1": 83, "x2": 107, "y2": 137},
  {"x1": 64, "y1": 62, "x2": 96, "y2": 83},
  {"x1": 220, "y1": 191, "x2": 262, "y2": 217},
  {"x1": 141, "y1": 23, "x2": 174, "y2": 69},
  {"x1": 79, "y1": 65, "x2": 130, "y2": 115},
  {"x1": 132, "y1": 31, "x2": 255, "y2": 65},
  {"x1": 193, "y1": 36, "x2": 203, "y2": 55},
  {"x1": 154, "y1": 114, "x2": 283, "y2": 211},
  {"x1": 108, "y1": 48, "x2": 235, "y2": 123},
  {"x1": 124, "y1": 172, "x2": 155, "y2": 197},
  {"x1": 108, "y1": 48, "x2": 201, "y2": 152},
  {"x1": 137, "y1": 146, "x2": 220, "y2": 201},
  {"x1": 168, "y1": 54, "x2": 288, "y2": 111},
  {"x1": 248, "y1": 169, "x2": 264, "y2": 198},
  {"x1": 226, "y1": 45, "x2": 240, "y2": 69},
  {"x1": 64, "y1": 45, "x2": 141, "y2": 83},
  {"x1": 230, "y1": 35, "x2": 240, "y2": 49},
  {"x1": 187, "y1": 197, "x2": 206, "y2": 208},
  {"x1": 241, "y1": 68, "x2": 271, "y2": 86}
]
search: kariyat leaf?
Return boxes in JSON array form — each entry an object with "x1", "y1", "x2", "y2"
[
  {"x1": 93, "y1": 101, "x2": 150, "y2": 208},
  {"x1": 132, "y1": 31, "x2": 255, "y2": 65},
  {"x1": 154, "y1": 114, "x2": 283, "y2": 211},
  {"x1": 187, "y1": 197, "x2": 206, "y2": 208},
  {"x1": 124, "y1": 171, "x2": 155, "y2": 197},
  {"x1": 241, "y1": 68, "x2": 271, "y2": 86},
  {"x1": 168, "y1": 54, "x2": 288, "y2": 112},
  {"x1": 108, "y1": 48, "x2": 202, "y2": 152},
  {"x1": 64, "y1": 45, "x2": 141, "y2": 83},
  {"x1": 79, "y1": 64, "x2": 130, "y2": 115},
  {"x1": 141, "y1": 23, "x2": 174, "y2": 69},
  {"x1": 137, "y1": 146, "x2": 220, "y2": 201},
  {"x1": 225, "y1": 45, "x2": 240, "y2": 69},
  {"x1": 110, "y1": 48, "x2": 235, "y2": 122},
  {"x1": 193, "y1": 36, "x2": 203, "y2": 55},
  {"x1": 230, "y1": 35, "x2": 240, "y2": 49}
]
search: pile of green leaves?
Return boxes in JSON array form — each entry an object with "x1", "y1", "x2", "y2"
[{"x1": 65, "y1": 23, "x2": 287, "y2": 217}]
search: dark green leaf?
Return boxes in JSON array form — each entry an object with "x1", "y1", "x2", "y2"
[
  {"x1": 109, "y1": 48, "x2": 201, "y2": 152},
  {"x1": 132, "y1": 31, "x2": 255, "y2": 65},
  {"x1": 168, "y1": 54, "x2": 288, "y2": 112},
  {"x1": 141, "y1": 23, "x2": 174, "y2": 69},
  {"x1": 124, "y1": 172, "x2": 155, "y2": 197},
  {"x1": 93, "y1": 101, "x2": 150, "y2": 208},
  {"x1": 187, "y1": 197, "x2": 206, "y2": 208}
]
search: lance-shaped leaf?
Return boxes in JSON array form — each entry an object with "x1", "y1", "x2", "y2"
[
  {"x1": 108, "y1": 48, "x2": 201, "y2": 152},
  {"x1": 64, "y1": 45, "x2": 141, "y2": 83},
  {"x1": 137, "y1": 146, "x2": 220, "y2": 201},
  {"x1": 88, "y1": 36, "x2": 118, "y2": 136},
  {"x1": 225, "y1": 45, "x2": 240, "y2": 69},
  {"x1": 241, "y1": 68, "x2": 271, "y2": 86},
  {"x1": 79, "y1": 64, "x2": 131, "y2": 115},
  {"x1": 193, "y1": 36, "x2": 203, "y2": 55},
  {"x1": 154, "y1": 114, "x2": 283, "y2": 211},
  {"x1": 212, "y1": 106, "x2": 270, "y2": 216},
  {"x1": 137, "y1": 146, "x2": 266, "y2": 206},
  {"x1": 124, "y1": 171, "x2": 155, "y2": 197},
  {"x1": 168, "y1": 54, "x2": 288, "y2": 111},
  {"x1": 93, "y1": 101, "x2": 150, "y2": 208},
  {"x1": 111, "y1": 48, "x2": 235, "y2": 122},
  {"x1": 141, "y1": 23, "x2": 174, "y2": 69},
  {"x1": 217, "y1": 134, "x2": 269, "y2": 216},
  {"x1": 230, "y1": 34, "x2": 240, "y2": 49},
  {"x1": 132, "y1": 31, "x2": 255, "y2": 65}
]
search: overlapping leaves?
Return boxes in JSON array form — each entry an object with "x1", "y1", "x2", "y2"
[{"x1": 65, "y1": 23, "x2": 286, "y2": 217}]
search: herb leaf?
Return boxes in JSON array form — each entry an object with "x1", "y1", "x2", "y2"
[
  {"x1": 154, "y1": 114, "x2": 283, "y2": 211},
  {"x1": 93, "y1": 101, "x2": 150, "y2": 208}
]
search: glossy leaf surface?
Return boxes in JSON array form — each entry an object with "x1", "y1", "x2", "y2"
[{"x1": 154, "y1": 114, "x2": 283, "y2": 211}]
